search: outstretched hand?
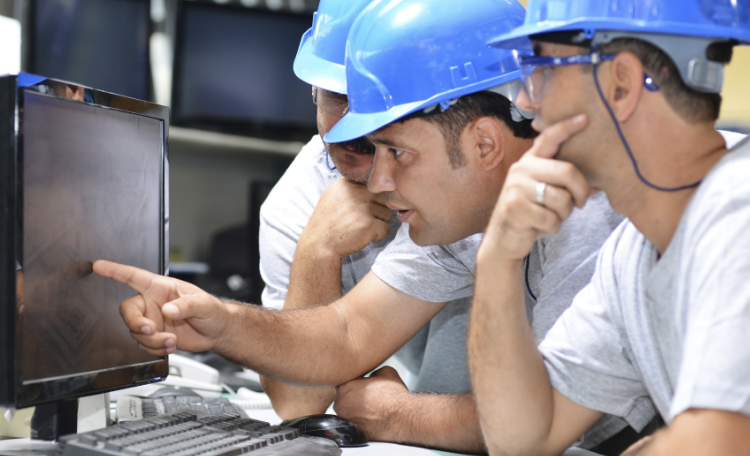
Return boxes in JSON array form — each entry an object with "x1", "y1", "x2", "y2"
[
  {"x1": 93, "y1": 260, "x2": 233, "y2": 356},
  {"x1": 480, "y1": 114, "x2": 592, "y2": 262}
]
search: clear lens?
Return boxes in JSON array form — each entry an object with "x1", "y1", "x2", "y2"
[{"x1": 312, "y1": 86, "x2": 349, "y2": 117}]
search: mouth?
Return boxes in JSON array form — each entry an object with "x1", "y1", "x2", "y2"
[{"x1": 388, "y1": 206, "x2": 414, "y2": 223}]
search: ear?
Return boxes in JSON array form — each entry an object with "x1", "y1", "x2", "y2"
[
  {"x1": 468, "y1": 117, "x2": 506, "y2": 171},
  {"x1": 605, "y1": 51, "x2": 645, "y2": 123}
]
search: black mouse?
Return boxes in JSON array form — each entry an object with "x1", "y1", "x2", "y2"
[{"x1": 280, "y1": 414, "x2": 367, "y2": 447}]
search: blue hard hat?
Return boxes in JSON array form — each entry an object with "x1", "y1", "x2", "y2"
[
  {"x1": 489, "y1": 0, "x2": 750, "y2": 93},
  {"x1": 17, "y1": 72, "x2": 47, "y2": 88},
  {"x1": 325, "y1": 0, "x2": 528, "y2": 144},
  {"x1": 293, "y1": 0, "x2": 375, "y2": 94}
]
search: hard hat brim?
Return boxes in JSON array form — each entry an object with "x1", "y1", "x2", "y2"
[
  {"x1": 325, "y1": 71, "x2": 523, "y2": 143},
  {"x1": 293, "y1": 35, "x2": 347, "y2": 95},
  {"x1": 18, "y1": 73, "x2": 47, "y2": 88},
  {"x1": 324, "y1": 100, "x2": 424, "y2": 143},
  {"x1": 489, "y1": 18, "x2": 750, "y2": 50}
]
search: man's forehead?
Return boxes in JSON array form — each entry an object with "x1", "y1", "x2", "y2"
[
  {"x1": 368, "y1": 118, "x2": 428, "y2": 148},
  {"x1": 531, "y1": 40, "x2": 587, "y2": 57}
]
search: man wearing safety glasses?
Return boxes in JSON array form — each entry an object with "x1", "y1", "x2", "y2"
[{"x1": 470, "y1": 1, "x2": 750, "y2": 455}]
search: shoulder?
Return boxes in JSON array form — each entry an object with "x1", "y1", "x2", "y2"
[
  {"x1": 260, "y1": 136, "x2": 340, "y2": 222},
  {"x1": 684, "y1": 140, "x2": 750, "y2": 233}
]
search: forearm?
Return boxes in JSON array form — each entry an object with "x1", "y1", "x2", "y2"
[
  {"x1": 260, "y1": 377, "x2": 335, "y2": 420},
  {"x1": 469, "y1": 256, "x2": 557, "y2": 455},
  {"x1": 384, "y1": 393, "x2": 486, "y2": 454},
  {"x1": 260, "y1": 239, "x2": 342, "y2": 416},
  {"x1": 258, "y1": 237, "x2": 342, "y2": 400},
  {"x1": 285, "y1": 235, "x2": 342, "y2": 308},
  {"x1": 214, "y1": 302, "x2": 369, "y2": 387}
]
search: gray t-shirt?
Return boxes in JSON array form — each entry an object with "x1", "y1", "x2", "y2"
[
  {"x1": 372, "y1": 192, "x2": 628, "y2": 448},
  {"x1": 373, "y1": 192, "x2": 625, "y2": 347},
  {"x1": 540, "y1": 137, "x2": 750, "y2": 432}
]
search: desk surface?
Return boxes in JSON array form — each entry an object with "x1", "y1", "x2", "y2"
[{"x1": 242, "y1": 409, "x2": 598, "y2": 456}]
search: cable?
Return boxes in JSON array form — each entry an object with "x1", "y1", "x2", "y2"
[
  {"x1": 591, "y1": 56, "x2": 702, "y2": 192},
  {"x1": 325, "y1": 150, "x2": 337, "y2": 170},
  {"x1": 524, "y1": 254, "x2": 537, "y2": 302}
]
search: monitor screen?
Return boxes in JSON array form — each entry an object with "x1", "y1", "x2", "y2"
[
  {"x1": 0, "y1": 75, "x2": 168, "y2": 408},
  {"x1": 28, "y1": 0, "x2": 151, "y2": 100},
  {"x1": 172, "y1": 2, "x2": 317, "y2": 141}
]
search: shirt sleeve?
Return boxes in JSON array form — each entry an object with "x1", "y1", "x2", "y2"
[
  {"x1": 370, "y1": 224, "x2": 474, "y2": 303},
  {"x1": 540, "y1": 231, "x2": 657, "y2": 432},
  {"x1": 259, "y1": 137, "x2": 330, "y2": 310},
  {"x1": 670, "y1": 167, "x2": 750, "y2": 420}
]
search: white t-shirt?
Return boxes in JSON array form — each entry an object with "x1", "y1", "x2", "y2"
[{"x1": 540, "y1": 135, "x2": 750, "y2": 431}]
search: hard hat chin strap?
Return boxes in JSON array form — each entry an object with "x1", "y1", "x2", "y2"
[{"x1": 590, "y1": 46, "x2": 702, "y2": 192}]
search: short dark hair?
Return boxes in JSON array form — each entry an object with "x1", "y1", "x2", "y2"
[
  {"x1": 395, "y1": 92, "x2": 537, "y2": 169},
  {"x1": 599, "y1": 38, "x2": 723, "y2": 124}
]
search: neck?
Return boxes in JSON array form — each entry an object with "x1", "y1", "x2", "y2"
[{"x1": 602, "y1": 123, "x2": 727, "y2": 254}]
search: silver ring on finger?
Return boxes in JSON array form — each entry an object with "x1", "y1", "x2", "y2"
[{"x1": 535, "y1": 182, "x2": 547, "y2": 206}]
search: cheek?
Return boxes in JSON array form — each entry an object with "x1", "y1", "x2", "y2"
[{"x1": 317, "y1": 109, "x2": 339, "y2": 137}]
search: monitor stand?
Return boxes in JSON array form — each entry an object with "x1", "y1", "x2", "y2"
[{"x1": 30, "y1": 399, "x2": 77, "y2": 441}]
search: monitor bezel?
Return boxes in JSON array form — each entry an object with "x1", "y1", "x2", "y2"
[
  {"x1": 170, "y1": 0, "x2": 318, "y2": 142},
  {"x1": 0, "y1": 73, "x2": 170, "y2": 409},
  {"x1": 22, "y1": 0, "x2": 154, "y2": 102}
]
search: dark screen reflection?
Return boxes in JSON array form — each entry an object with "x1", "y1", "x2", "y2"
[{"x1": 20, "y1": 92, "x2": 162, "y2": 384}]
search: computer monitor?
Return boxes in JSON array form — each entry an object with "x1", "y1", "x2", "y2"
[
  {"x1": 171, "y1": 1, "x2": 317, "y2": 142},
  {"x1": 0, "y1": 74, "x2": 169, "y2": 438},
  {"x1": 24, "y1": 0, "x2": 152, "y2": 101}
]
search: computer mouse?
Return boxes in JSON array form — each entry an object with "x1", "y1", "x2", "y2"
[{"x1": 280, "y1": 414, "x2": 367, "y2": 447}]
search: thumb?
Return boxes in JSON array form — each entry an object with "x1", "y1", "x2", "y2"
[{"x1": 162, "y1": 293, "x2": 216, "y2": 321}]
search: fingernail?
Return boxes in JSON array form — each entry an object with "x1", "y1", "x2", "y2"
[
  {"x1": 165, "y1": 338, "x2": 175, "y2": 348},
  {"x1": 141, "y1": 326, "x2": 152, "y2": 335},
  {"x1": 573, "y1": 114, "x2": 586, "y2": 124},
  {"x1": 166, "y1": 346, "x2": 176, "y2": 354},
  {"x1": 163, "y1": 304, "x2": 179, "y2": 318}
]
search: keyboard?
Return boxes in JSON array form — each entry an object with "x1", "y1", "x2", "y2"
[
  {"x1": 59, "y1": 410, "x2": 341, "y2": 456},
  {"x1": 116, "y1": 394, "x2": 248, "y2": 422}
]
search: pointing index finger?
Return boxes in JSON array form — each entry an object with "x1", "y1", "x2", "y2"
[
  {"x1": 530, "y1": 114, "x2": 588, "y2": 160},
  {"x1": 93, "y1": 260, "x2": 157, "y2": 294}
]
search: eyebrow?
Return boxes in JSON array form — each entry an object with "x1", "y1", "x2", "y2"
[{"x1": 369, "y1": 136, "x2": 405, "y2": 149}]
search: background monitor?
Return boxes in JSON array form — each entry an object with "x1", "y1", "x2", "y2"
[
  {"x1": 0, "y1": 74, "x2": 168, "y2": 421},
  {"x1": 171, "y1": 1, "x2": 317, "y2": 142},
  {"x1": 24, "y1": 0, "x2": 152, "y2": 101}
]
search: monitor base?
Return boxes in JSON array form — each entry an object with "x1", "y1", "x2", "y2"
[{"x1": 30, "y1": 400, "x2": 76, "y2": 441}]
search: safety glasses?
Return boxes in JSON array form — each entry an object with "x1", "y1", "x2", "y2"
[
  {"x1": 312, "y1": 86, "x2": 349, "y2": 117},
  {"x1": 515, "y1": 52, "x2": 660, "y2": 102}
]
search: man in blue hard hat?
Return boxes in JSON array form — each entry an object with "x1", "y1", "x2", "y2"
[{"x1": 470, "y1": 0, "x2": 750, "y2": 455}]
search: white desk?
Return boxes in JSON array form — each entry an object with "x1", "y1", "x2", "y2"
[{"x1": 242, "y1": 408, "x2": 599, "y2": 456}]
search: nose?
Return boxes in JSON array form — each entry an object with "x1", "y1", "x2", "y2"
[
  {"x1": 515, "y1": 85, "x2": 537, "y2": 113},
  {"x1": 367, "y1": 147, "x2": 397, "y2": 194}
]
